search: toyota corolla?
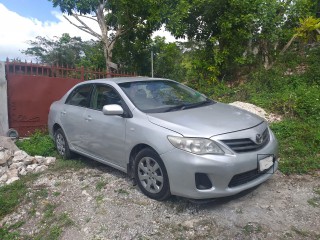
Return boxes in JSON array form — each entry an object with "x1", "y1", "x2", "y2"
[{"x1": 48, "y1": 77, "x2": 278, "y2": 200}]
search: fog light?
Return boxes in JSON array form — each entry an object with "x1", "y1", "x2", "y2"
[{"x1": 195, "y1": 173, "x2": 212, "y2": 190}]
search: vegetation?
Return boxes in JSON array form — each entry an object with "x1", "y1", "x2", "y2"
[
  {"x1": 19, "y1": 0, "x2": 320, "y2": 175},
  {"x1": 15, "y1": 130, "x2": 56, "y2": 157}
]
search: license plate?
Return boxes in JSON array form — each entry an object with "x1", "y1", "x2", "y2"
[{"x1": 259, "y1": 156, "x2": 274, "y2": 171}]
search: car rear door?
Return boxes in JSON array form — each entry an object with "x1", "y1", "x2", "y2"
[{"x1": 60, "y1": 84, "x2": 93, "y2": 149}]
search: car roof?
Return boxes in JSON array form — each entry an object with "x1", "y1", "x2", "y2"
[{"x1": 85, "y1": 77, "x2": 171, "y2": 84}]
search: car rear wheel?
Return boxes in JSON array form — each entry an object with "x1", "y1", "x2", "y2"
[
  {"x1": 134, "y1": 148, "x2": 171, "y2": 200},
  {"x1": 54, "y1": 128, "x2": 72, "y2": 159}
]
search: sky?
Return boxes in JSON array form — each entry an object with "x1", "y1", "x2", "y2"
[{"x1": 0, "y1": 0, "x2": 176, "y2": 61}]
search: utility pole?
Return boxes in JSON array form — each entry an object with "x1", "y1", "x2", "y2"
[{"x1": 151, "y1": 50, "x2": 154, "y2": 78}]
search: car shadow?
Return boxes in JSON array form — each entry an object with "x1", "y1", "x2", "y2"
[{"x1": 68, "y1": 153, "x2": 266, "y2": 208}]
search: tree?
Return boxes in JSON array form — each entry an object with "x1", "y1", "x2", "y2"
[
  {"x1": 49, "y1": 0, "x2": 175, "y2": 72},
  {"x1": 22, "y1": 33, "x2": 84, "y2": 66},
  {"x1": 167, "y1": 0, "x2": 316, "y2": 79}
]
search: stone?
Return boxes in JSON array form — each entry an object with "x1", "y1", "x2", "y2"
[
  {"x1": 44, "y1": 157, "x2": 56, "y2": 166},
  {"x1": 7, "y1": 168, "x2": 18, "y2": 178},
  {"x1": 26, "y1": 164, "x2": 38, "y2": 172},
  {"x1": 0, "y1": 150, "x2": 12, "y2": 165},
  {"x1": 34, "y1": 165, "x2": 48, "y2": 173},
  {"x1": 0, "y1": 137, "x2": 19, "y2": 151},
  {"x1": 35, "y1": 156, "x2": 45, "y2": 164},
  {"x1": 6, "y1": 177, "x2": 20, "y2": 184},
  {"x1": 9, "y1": 162, "x2": 25, "y2": 169},
  {"x1": 12, "y1": 150, "x2": 28, "y2": 162},
  {"x1": 24, "y1": 157, "x2": 34, "y2": 165},
  {"x1": 0, "y1": 173, "x2": 8, "y2": 182},
  {"x1": 19, "y1": 167, "x2": 27, "y2": 176},
  {"x1": 0, "y1": 165, "x2": 8, "y2": 175}
]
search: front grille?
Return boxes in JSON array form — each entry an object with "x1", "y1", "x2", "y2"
[
  {"x1": 228, "y1": 165, "x2": 273, "y2": 188},
  {"x1": 221, "y1": 128, "x2": 270, "y2": 153}
]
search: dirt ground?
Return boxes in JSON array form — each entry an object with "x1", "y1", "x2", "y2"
[{"x1": 1, "y1": 161, "x2": 319, "y2": 240}]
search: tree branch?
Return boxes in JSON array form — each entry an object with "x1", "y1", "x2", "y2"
[
  {"x1": 280, "y1": 35, "x2": 297, "y2": 55},
  {"x1": 72, "y1": 13, "x2": 98, "y2": 23},
  {"x1": 108, "y1": 26, "x2": 127, "y2": 49},
  {"x1": 63, "y1": 15, "x2": 102, "y2": 40}
]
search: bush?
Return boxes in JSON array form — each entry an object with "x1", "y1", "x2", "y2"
[
  {"x1": 211, "y1": 46, "x2": 320, "y2": 174},
  {"x1": 16, "y1": 130, "x2": 56, "y2": 156}
]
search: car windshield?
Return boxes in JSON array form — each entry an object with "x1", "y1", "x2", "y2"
[{"x1": 118, "y1": 80, "x2": 214, "y2": 113}]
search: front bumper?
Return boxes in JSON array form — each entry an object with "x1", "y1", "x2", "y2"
[{"x1": 160, "y1": 130, "x2": 278, "y2": 199}]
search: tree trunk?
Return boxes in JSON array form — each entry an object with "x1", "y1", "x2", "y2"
[{"x1": 96, "y1": 3, "x2": 110, "y2": 73}]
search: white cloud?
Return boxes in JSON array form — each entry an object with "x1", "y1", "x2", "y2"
[
  {"x1": 0, "y1": 3, "x2": 183, "y2": 62},
  {"x1": 0, "y1": 4, "x2": 100, "y2": 61}
]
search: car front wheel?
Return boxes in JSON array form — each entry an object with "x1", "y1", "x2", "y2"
[
  {"x1": 134, "y1": 148, "x2": 171, "y2": 200},
  {"x1": 54, "y1": 128, "x2": 72, "y2": 159}
]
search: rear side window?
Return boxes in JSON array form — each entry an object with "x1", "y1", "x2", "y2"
[{"x1": 65, "y1": 84, "x2": 92, "y2": 107}]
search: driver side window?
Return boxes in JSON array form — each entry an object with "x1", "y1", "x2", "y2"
[{"x1": 91, "y1": 84, "x2": 122, "y2": 111}]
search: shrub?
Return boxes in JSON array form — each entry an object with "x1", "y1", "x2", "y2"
[{"x1": 16, "y1": 130, "x2": 56, "y2": 156}]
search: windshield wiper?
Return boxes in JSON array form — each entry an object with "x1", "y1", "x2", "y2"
[
  {"x1": 164, "y1": 99, "x2": 214, "y2": 112},
  {"x1": 182, "y1": 99, "x2": 214, "y2": 110},
  {"x1": 164, "y1": 104, "x2": 188, "y2": 112}
]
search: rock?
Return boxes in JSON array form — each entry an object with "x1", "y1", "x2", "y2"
[
  {"x1": 24, "y1": 157, "x2": 35, "y2": 165},
  {"x1": 0, "y1": 173, "x2": 8, "y2": 183},
  {"x1": 182, "y1": 219, "x2": 200, "y2": 229},
  {"x1": 35, "y1": 156, "x2": 45, "y2": 164},
  {"x1": 0, "y1": 166, "x2": 8, "y2": 175},
  {"x1": 26, "y1": 164, "x2": 38, "y2": 172},
  {"x1": 12, "y1": 150, "x2": 28, "y2": 162},
  {"x1": 19, "y1": 167, "x2": 27, "y2": 176},
  {"x1": 0, "y1": 137, "x2": 19, "y2": 151},
  {"x1": 7, "y1": 168, "x2": 18, "y2": 178},
  {"x1": 0, "y1": 150, "x2": 12, "y2": 165},
  {"x1": 6, "y1": 177, "x2": 20, "y2": 184},
  {"x1": 34, "y1": 165, "x2": 48, "y2": 173},
  {"x1": 9, "y1": 162, "x2": 25, "y2": 169},
  {"x1": 44, "y1": 157, "x2": 56, "y2": 166}
]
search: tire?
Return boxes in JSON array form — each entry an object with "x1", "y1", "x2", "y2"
[
  {"x1": 134, "y1": 148, "x2": 171, "y2": 201},
  {"x1": 54, "y1": 128, "x2": 72, "y2": 159}
]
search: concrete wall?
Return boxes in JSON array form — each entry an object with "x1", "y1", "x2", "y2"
[{"x1": 0, "y1": 61, "x2": 9, "y2": 136}]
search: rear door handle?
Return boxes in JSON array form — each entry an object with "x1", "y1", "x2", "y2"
[{"x1": 61, "y1": 110, "x2": 66, "y2": 116}]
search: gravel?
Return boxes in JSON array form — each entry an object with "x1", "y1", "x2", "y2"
[
  {"x1": 1, "y1": 103, "x2": 319, "y2": 239},
  {"x1": 1, "y1": 163, "x2": 319, "y2": 240}
]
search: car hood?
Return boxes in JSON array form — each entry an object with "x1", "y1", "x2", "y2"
[{"x1": 147, "y1": 102, "x2": 264, "y2": 138}]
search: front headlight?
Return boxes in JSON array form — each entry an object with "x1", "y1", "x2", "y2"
[{"x1": 167, "y1": 136, "x2": 224, "y2": 155}]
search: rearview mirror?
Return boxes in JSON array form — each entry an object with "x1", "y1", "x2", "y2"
[{"x1": 102, "y1": 104, "x2": 124, "y2": 115}]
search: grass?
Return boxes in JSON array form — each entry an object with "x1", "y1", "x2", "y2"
[
  {"x1": 96, "y1": 180, "x2": 106, "y2": 191},
  {"x1": 0, "y1": 221, "x2": 25, "y2": 240},
  {"x1": 242, "y1": 222, "x2": 263, "y2": 235},
  {"x1": 0, "y1": 180, "x2": 27, "y2": 219},
  {"x1": 15, "y1": 130, "x2": 56, "y2": 157},
  {"x1": 307, "y1": 187, "x2": 320, "y2": 208}
]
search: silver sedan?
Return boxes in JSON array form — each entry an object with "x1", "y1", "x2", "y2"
[{"x1": 48, "y1": 77, "x2": 278, "y2": 200}]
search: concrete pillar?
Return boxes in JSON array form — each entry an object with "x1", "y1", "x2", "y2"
[{"x1": 0, "y1": 61, "x2": 9, "y2": 136}]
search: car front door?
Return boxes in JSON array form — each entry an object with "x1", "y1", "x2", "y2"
[{"x1": 81, "y1": 84, "x2": 127, "y2": 168}]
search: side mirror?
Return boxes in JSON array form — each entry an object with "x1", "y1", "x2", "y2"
[{"x1": 102, "y1": 104, "x2": 124, "y2": 116}]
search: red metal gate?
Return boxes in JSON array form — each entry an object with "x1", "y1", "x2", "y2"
[{"x1": 5, "y1": 60, "x2": 134, "y2": 137}]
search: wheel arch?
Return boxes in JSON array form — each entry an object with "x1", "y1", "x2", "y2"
[
  {"x1": 127, "y1": 143, "x2": 158, "y2": 178},
  {"x1": 53, "y1": 123, "x2": 62, "y2": 134}
]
